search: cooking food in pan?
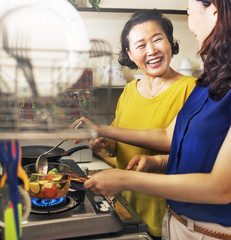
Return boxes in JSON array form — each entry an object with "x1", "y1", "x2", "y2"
[
  {"x1": 28, "y1": 169, "x2": 70, "y2": 199},
  {"x1": 23, "y1": 162, "x2": 88, "y2": 199}
]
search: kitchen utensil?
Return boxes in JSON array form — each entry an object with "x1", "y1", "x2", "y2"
[
  {"x1": 21, "y1": 145, "x2": 89, "y2": 165},
  {"x1": 0, "y1": 144, "x2": 29, "y2": 191},
  {"x1": 23, "y1": 162, "x2": 87, "y2": 199},
  {"x1": 61, "y1": 172, "x2": 88, "y2": 183},
  {"x1": 35, "y1": 139, "x2": 66, "y2": 174},
  {"x1": 0, "y1": 185, "x2": 31, "y2": 229},
  {"x1": 0, "y1": 141, "x2": 21, "y2": 239},
  {"x1": 35, "y1": 121, "x2": 83, "y2": 174},
  {"x1": 4, "y1": 203, "x2": 22, "y2": 240}
]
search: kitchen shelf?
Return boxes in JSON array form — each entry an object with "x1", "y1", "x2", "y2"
[
  {"x1": 93, "y1": 86, "x2": 125, "y2": 89},
  {"x1": 76, "y1": 7, "x2": 187, "y2": 15}
]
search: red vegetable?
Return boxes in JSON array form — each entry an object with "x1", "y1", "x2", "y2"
[
  {"x1": 36, "y1": 191, "x2": 46, "y2": 199},
  {"x1": 44, "y1": 186, "x2": 58, "y2": 199},
  {"x1": 45, "y1": 175, "x2": 54, "y2": 181}
]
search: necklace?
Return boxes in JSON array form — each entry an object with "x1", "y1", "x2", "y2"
[{"x1": 144, "y1": 78, "x2": 168, "y2": 98}]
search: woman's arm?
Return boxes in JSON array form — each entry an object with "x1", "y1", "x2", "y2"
[
  {"x1": 73, "y1": 116, "x2": 176, "y2": 152},
  {"x1": 85, "y1": 126, "x2": 231, "y2": 204}
]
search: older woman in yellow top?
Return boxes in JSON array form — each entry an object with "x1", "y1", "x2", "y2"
[{"x1": 74, "y1": 9, "x2": 196, "y2": 239}]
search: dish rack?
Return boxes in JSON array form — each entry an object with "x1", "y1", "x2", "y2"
[{"x1": 0, "y1": 39, "x2": 114, "y2": 140}]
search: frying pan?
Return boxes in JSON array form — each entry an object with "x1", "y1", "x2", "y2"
[{"x1": 21, "y1": 145, "x2": 89, "y2": 165}]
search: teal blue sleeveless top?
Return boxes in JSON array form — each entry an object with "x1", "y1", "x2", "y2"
[{"x1": 167, "y1": 85, "x2": 231, "y2": 226}]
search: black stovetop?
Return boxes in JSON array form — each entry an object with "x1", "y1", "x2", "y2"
[{"x1": 0, "y1": 159, "x2": 148, "y2": 240}]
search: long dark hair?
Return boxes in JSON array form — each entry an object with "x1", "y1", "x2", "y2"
[
  {"x1": 197, "y1": 0, "x2": 231, "y2": 100},
  {"x1": 118, "y1": 9, "x2": 179, "y2": 70}
]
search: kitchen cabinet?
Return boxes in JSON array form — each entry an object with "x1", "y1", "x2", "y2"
[
  {"x1": 93, "y1": 87, "x2": 124, "y2": 124},
  {"x1": 76, "y1": 0, "x2": 188, "y2": 13},
  {"x1": 64, "y1": 85, "x2": 123, "y2": 125},
  {"x1": 77, "y1": 7, "x2": 186, "y2": 15},
  {"x1": 97, "y1": 0, "x2": 188, "y2": 10}
]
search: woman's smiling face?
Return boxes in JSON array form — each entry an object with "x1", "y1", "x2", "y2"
[{"x1": 126, "y1": 20, "x2": 172, "y2": 78}]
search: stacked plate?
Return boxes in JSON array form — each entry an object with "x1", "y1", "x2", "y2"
[{"x1": 0, "y1": 0, "x2": 90, "y2": 97}]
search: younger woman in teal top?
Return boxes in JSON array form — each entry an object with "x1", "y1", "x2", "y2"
[{"x1": 167, "y1": 85, "x2": 231, "y2": 225}]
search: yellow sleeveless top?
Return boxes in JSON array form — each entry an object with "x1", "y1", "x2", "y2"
[{"x1": 112, "y1": 76, "x2": 196, "y2": 236}]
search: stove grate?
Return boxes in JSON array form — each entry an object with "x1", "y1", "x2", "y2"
[{"x1": 31, "y1": 195, "x2": 81, "y2": 214}]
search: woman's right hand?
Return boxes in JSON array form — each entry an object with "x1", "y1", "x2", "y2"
[
  {"x1": 72, "y1": 117, "x2": 117, "y2": 154},
  {"x1": 72, "y1": 117, "x2": 99, "y2": 132},
  {"x1": 126, "y1": 154, "x2": 164, "y2": 173},
  {"x1": 72, "y1": 117, "x2": 100, "y2": 144},
  {"x1": 89, "y1": 137, "x2": 107, "y2": 153}
]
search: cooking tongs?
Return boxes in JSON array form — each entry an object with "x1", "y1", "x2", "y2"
[{"x1": 61, "y1": 172, "x2": 88, "y2": 183}]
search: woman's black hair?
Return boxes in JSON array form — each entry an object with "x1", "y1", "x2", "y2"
[
  {"x1": 118, "y1": 9, "x2": 179, "y2": 70},
  {"x1": 196, "y1": 0, "x2": 231, "y2": 100}
]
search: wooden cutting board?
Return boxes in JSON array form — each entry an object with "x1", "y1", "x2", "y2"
[{"x1": 94, "y1": 149, "x2": 116, "y2": 168}]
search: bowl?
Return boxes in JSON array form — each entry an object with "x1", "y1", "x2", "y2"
[{"x1": 23, "y1": 162, "x2": 72, "y2": 199}]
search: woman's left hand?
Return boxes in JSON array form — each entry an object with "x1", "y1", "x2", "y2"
[{"x1": 126, "y1": 154, "x2": 163, "y2": 172}]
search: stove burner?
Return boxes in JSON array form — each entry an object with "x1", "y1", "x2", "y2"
[
  {"x1": 31, "y1": 196, "x2": 66, "y2": 207},
  {"x1": 31, "y1": 195, "x2": 80, "y2": 214}
]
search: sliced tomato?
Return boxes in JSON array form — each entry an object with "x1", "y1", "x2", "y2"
[
  {"x1": 45, "y1": 175, "x2": 54, "y2": 181},
  {"x1": 44, "y1": 187, "x2": 58, "y2": 199},
  {"x1": 36, "y1": 191, "x2": 46, "y2": 199}
]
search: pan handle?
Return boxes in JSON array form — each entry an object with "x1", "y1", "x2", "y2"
[{"x1": 62, "y1": 145, "x2": 89, "y2": 156}]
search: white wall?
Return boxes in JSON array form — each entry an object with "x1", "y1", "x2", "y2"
[{"x1": 79, "y1": 4, "x2": 201, "y2": 81}]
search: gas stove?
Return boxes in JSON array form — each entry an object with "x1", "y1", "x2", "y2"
[{"x1": 20, "y1": 159, "x2": 148, "y2": 240}]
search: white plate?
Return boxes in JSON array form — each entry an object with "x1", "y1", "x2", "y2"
[{"x1": 0, "y1": 0, "x2": 90, "y2": 97}]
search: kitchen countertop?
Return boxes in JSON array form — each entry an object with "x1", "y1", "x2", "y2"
[{"x1": 78, "y1": 155, "x2": 113, "y2": 172}]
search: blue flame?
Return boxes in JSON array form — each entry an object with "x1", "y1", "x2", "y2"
[{"x1": 31, "y1": 196, "x2": 66, "y2": 207}]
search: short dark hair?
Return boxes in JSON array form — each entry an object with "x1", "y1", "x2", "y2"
[{"x1": 118, "y1": 9, "x2": 179, "y2": 70}]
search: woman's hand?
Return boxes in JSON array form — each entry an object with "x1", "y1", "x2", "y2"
[
  {"x1": 72, "y1": 117, "x2": 117, "y2": 154},
  {"x1": 71, "y1": 117, "x2": 106, "y2": 152},
  {"x1": 84, "y1": 169, "x2": 127, "y2": 197},
  {"x1": 72, "y1": 117, "x2": 100, "y2": 144},
  {"x1": 127, "y1": 154, "x2": 166, "y2": 173},
  {"x1": 72, "y1": 117, "x2": 100, "y2": 132},
  {"x1": 89, "y1": 137, "x2": 107, "y2": 153}
]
